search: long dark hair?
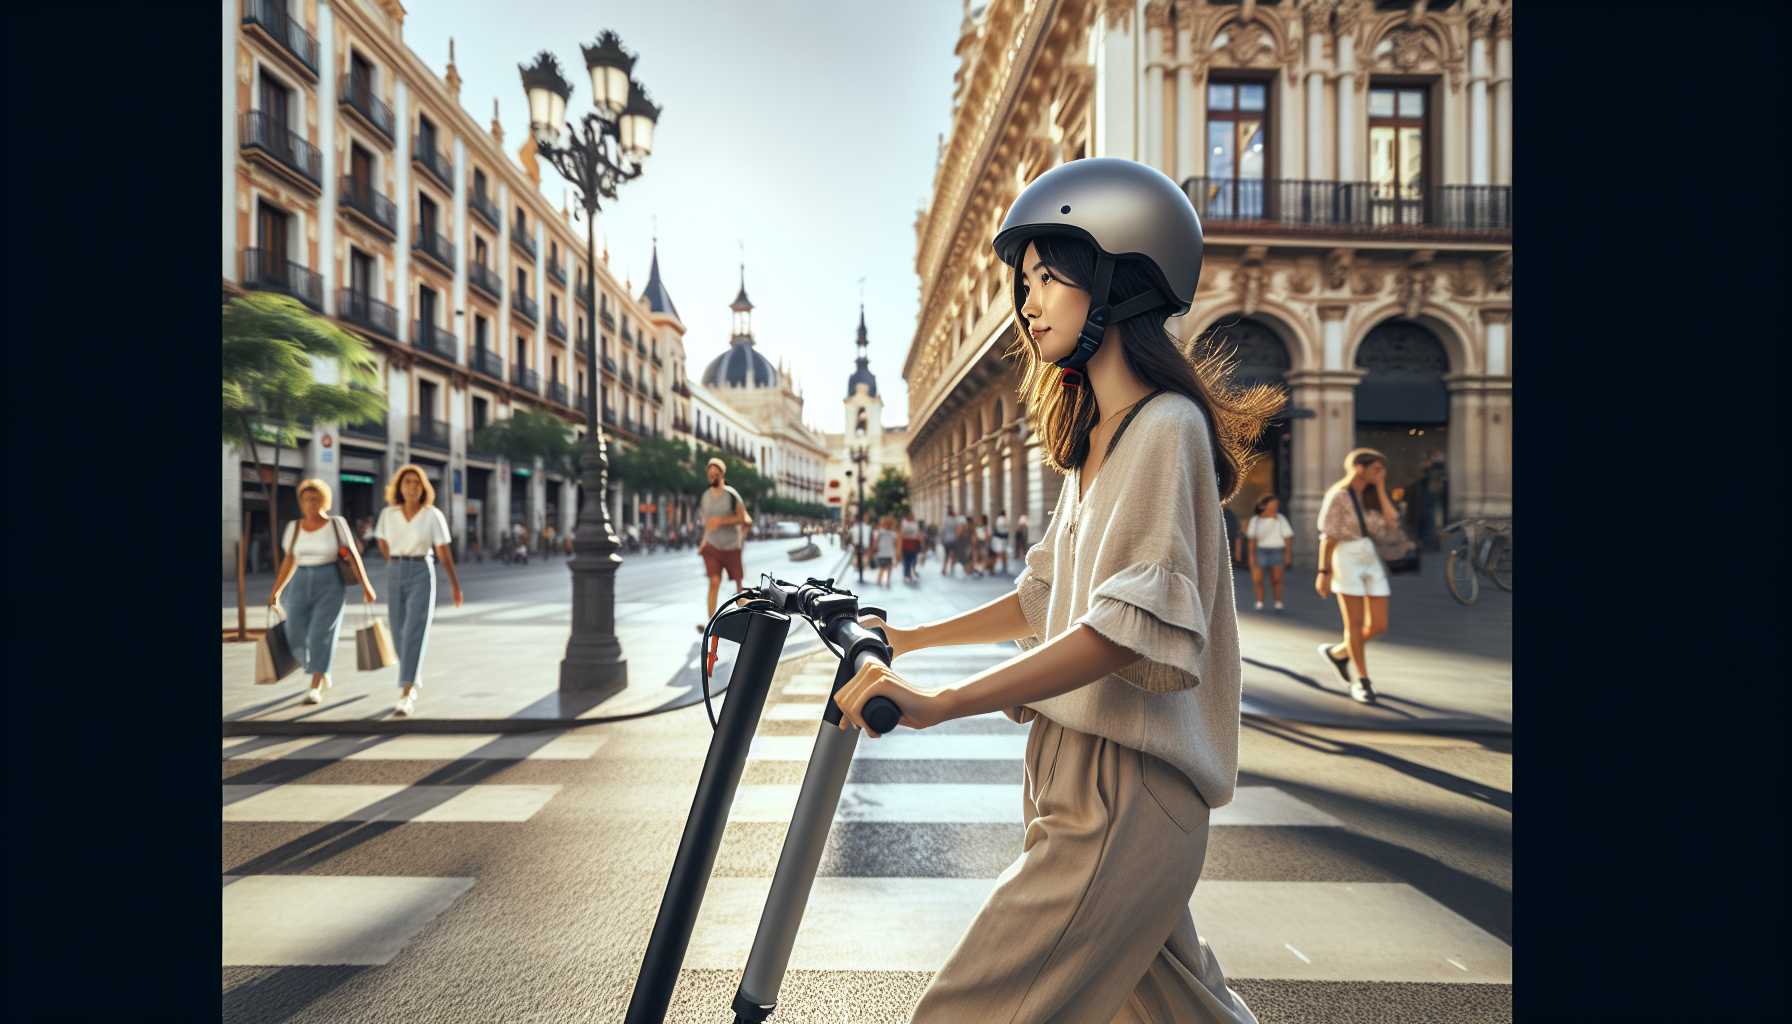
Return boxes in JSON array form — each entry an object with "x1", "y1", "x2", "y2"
[{"x1": 1005, "y1": 233, "x2": 1283, "y2": 501}]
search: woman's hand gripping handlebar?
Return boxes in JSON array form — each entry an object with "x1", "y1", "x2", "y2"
[{"x1": 749, "y1": 574, "x2": 951, "y2": 737}]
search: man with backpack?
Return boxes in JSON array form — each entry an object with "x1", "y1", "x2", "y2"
[{"x1": 696, "y1": 457, "x2": 751, "y2": 642}]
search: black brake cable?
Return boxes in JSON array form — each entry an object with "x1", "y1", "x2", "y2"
[
  {"x1": 700, "y1": 592, "x2": 756, "y2": 731},
  {"x1": 699, "y1": 578, "x2": 852, "y2": 731}
]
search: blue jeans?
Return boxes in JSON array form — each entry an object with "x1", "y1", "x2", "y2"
[
  {"x1": 388, "y1": 559, "x2": 437, "y2": 688},
  {"x1": 285, "y1": 564, "x2": 347, "y2": 675}
]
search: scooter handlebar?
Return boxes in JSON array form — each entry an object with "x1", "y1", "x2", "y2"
[{"x1": 758, "y1": 574, "x2": 906, "y2": 734}]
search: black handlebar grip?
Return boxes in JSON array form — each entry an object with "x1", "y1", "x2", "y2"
[{"x1": 862, "y1": 696, "x2": 902, "y2": 735}]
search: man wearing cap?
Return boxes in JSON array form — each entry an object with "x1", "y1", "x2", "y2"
[{"x1": 696, "y1": 457, "x2": 752, "y2": 636}]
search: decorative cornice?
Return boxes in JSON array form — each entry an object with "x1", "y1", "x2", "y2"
[
  {"x1": 1103, "y1": 0, "x2": 1134, "y2": 33},
  {"x1": 1298, "y1": 0, "x2": 1335, "y2": 37},
  {"x1": 1145, "y1": 0, "x2": 1173, "y2": 35},
  {"x1": 1493, "y1": 2, "x2": 1513, "y2": 40},
  {"x1": 1333, "y1": 0, "x2": 1370, "y2": 39}
]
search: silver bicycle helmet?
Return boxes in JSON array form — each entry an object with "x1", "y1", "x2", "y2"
[{"x1": 993, "y1": 158, "x2": 1204, "y2": 382}]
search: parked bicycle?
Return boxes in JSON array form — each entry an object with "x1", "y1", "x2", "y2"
[{"x1": 1443, "y1": 518, "x2": 1512, "y2": 605}]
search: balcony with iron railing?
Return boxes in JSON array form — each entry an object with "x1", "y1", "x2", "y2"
[
  {"x1": 602, "y1": 408, "x2": 618, "y2": 428},
  {"x1": 239, "y1": 112, "x2": 322, "y2": 190},
  {"x1": 511, "y1": 292, "x2": 538, "y2": 324},
  {"x1": 412, "y1": 136, "x2": 453, "y2": 189},
  {"x1": 672, "y1": 380, "x2": 691, "y2": 398},
  {"x1": 1181, "y1": 177, "x2": 1513, "y2": 241},
  {"x1": 574, "y1": 276, "x2": 591, "y2": 304},
  {"x1": 336, "y1": 288, "x2": 397, "y2": 338},
  {"x1": 600, "y1": 308, "x2": 615, "y2": 330},
  {"x1": 620, "y1": 369, "x2": 635, "y2": 390},
  {"x1": 241, "y1": 0, "x2": 318, "y2": 77},
  {"x1": 342, "y1": 415, "x2": 387, "y2": 442},
  {"x1": 410, "y1": 415, "x2": 451, "y2": 452},
  {"x1": 651, "y1": 353, "x2": 662, "y2": 367},
  {"x1": 337, "y1": 74, "x2": 394, "y2": 143},
  {"x1": 636, "y1": 339, "x2": 648, "y2": 357},
  {"x1": 411, "y1": 319, "x2": 457, "y2": 362},
  {"x1": 546, "y1": 259, "x2": 567, "y2": 286},
  {"x1": 511, "y1": 221, "x2": 537, "y2": 260},
  {"x1": 469, "y1": 188, "x2": 501, "y2": 229},
  {"x1": 548, "y1": 381, "x2": 570, "y2": 406},
  {"x1": 468, "y1": 261, "x2": 502, "y2": 301},
  {"x1": 650, "y1": 389, "x2": 664, "y2": 405},
  {"x1": 602, "y1": 355, "x2": 618, "y2": 374},
  {"x1": 240, "y1": 249, "x2": 323, "y2": 311},
  {"x1": 412, "y1": 224, "x2": 455, "y2": 272},
  {"x1": 337, "y1": 176, "x2": 396, "y2": 236},
  {"x1": 472, "y1": 346, "x2": 505, "y2": 381},
  {"x1": 511, "y1": 363, "x2": 540, "y2": 393},
  {"x1": 547, "y1": 314, "x2": 568, "y2": 341}
]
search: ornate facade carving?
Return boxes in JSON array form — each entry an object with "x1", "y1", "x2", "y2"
[
  {"x1": 1103, "y1": 0, "x2": 1133, "y2": 33},
  {"x1": 1235, "y1": 245, "x2": 1270, "y2": 316},
  {"x1": 1394, "y1": 250, "x2": 1437, "y2": 319},
  {"x1": 1445, "y1": 260, "x2": 1478, "y2": 299},
  {"x1": 1324, "y1": 248, "x2": 1355, "y2": 291},
  {"x1": 1465, "y1": 0, "x2": 1494, "y2": 39},
  {"x1": 1145, "y1": 0, "x2": 1173, "y2": 35},
  {"x1": 1287, "y1": 262, "x2": 1317, "y2": 296},
  {"x1": 1489, "y1": 251, "x2": 1512, "y2": 293},
  {"x1": 1494, "y1": 1, "x2": 1514, "y2": 40},
  {"x1": 1366, "y1": 18, "x2": 1467, "y2": 93},
  {"x1": 1333, "y1": 0, "x2": 1370, "y2": 40},
  {"x1": 1298, "y1": 0, "x2": 1335, "y2": 37}
]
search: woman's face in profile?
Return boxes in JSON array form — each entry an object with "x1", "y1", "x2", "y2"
[{"x1": 1017, "y1": 241, "x2": 1089, "y2": 364}]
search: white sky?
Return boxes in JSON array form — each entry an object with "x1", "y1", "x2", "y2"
[{"x1": 400, "y1": 1, "x2": 966, "y2": 434}]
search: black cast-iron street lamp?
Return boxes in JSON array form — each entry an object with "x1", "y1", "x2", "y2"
[
  {"x1": 519, "y1": 33, "x2": 661, "y2": 695},
  {"x1": 848, "y1": 444, "x2": 869, "y2": 584}
]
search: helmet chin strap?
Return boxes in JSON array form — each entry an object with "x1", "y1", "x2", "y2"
[{"x1": 1053, "y1": 253, "x2": 1171, "y2": 388}]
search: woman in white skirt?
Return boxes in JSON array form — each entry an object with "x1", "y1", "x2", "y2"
[{"x1": 1313, "y1": 448, "x2": 1401, "y2": 704}]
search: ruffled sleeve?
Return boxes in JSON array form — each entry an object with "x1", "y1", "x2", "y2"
[
  {"x1": 1012, "y1": 536, "x2": 1053, "y2": 653},
  {"x1": 1074, "y1": 559, "x2": 1208, "y2": 694}
]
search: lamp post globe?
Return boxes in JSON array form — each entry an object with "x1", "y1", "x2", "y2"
[{"x1": 517, "y1": 33, "x2": 661, "y2": 696}]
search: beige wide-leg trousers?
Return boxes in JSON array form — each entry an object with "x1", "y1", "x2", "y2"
[{"x1": 911, "y1": 715, "x2": 1257, "y2": 1024}]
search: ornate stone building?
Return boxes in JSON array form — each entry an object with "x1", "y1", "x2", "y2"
[
  {"x1": 697, "y1": 267, "x2": 830, "y2": 510},
  {"x1": 902, "y1": 0, "x2": 1513, "y2": 566},
  {"x1": 222, "y1": 0, "x2": 689, "y2": 573}
]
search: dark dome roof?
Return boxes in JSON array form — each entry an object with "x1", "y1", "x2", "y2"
[
  {"x1": 702, "y1": 338, "x2": 777, "y2": 389},
  {"x1": 846, "y1": 360, "x2": 877, "y2": 399}
]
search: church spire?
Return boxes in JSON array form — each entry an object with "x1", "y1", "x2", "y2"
[{"x1": 730, "y1": 262, "x2": 754, "y2": 340}]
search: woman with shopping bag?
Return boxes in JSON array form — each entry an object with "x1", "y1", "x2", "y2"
[
  {"x1": 374, "y1": 465, "x2": 464, "y2": 718},
  {"x1": 268, "y1": 479, "x2": 376, "y2": 703}
]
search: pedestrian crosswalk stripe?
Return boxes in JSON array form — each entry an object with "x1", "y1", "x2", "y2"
[
  {"x1": 222, "y1": 874, "x2": 474, "y2": 966},
  {"x1": 580, "y1": 784, "x2": 1339, "y2": 827},
  {"x1": 748, "y1": 734, "x2": 1027, "y2": 761},
  {"x1": 680, "y1": 878, "x2": 1511, "y2": 982},
  {"x1": 221, "y1": 733, "x2": 609, "y2": 761},
  {"x1": 222, "y1": 784, "x2": 561, "y2": 822}
]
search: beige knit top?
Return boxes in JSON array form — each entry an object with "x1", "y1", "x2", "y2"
[{"x1": 1005, "y1": 391, "x2": 1243, "y2": 810}]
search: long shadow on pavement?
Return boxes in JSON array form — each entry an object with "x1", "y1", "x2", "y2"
[{"x1": 1244, "y1": 717, "x2": 1512, "y2": 812}]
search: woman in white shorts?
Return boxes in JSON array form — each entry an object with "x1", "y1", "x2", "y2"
[{"x1": 1313, "y1": 448, "x2": 1401, "y2": 704}]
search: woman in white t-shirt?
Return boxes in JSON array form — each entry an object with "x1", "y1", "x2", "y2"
[
  {"x1": 269, "y1": 479, "x2": 377, "y2": 704},
  {"x1": 1244, "y1": 494, "x2": 1295, "y2": 611},
  {"x1": 374, "y1": 465, "x2": 464, "y2": 717}
]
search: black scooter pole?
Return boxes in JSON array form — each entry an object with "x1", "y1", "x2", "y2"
[{"x1": 624, "y1": 602, "x2": 792, "y2": 1024}]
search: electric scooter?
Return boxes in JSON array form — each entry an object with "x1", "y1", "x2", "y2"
[{"x1": 625, "y1": 573, "x2": 907, "y2": 1024}]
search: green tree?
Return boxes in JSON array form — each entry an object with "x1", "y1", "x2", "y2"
[
  {"x1": 870, "y1": 466, "x2": 911, "y2": 520},
  {"x1": 222, "y1": 292, "x2": 385, "y2": 565},
  {"x1": 473, "y1": 406, "x2": 580, "y2": 478}
]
